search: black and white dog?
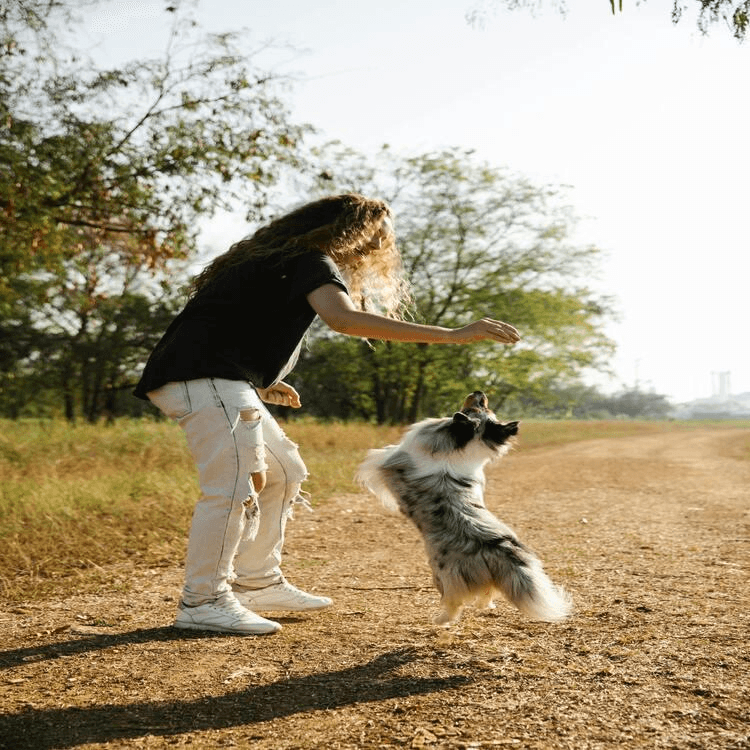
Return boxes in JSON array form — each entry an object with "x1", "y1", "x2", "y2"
[{"x1": 356, "y1": 392, "x2": 572, "y2": 626}]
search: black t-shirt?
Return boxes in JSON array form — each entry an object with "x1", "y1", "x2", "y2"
[{"x1": 133, "y1": 252, "x2": 348, "y2": 399}]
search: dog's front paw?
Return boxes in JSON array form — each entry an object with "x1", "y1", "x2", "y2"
[
  {"x1": 434, "y1": 606, "x2": 461, "y2": 627},
  {"x1": 433, "y1": 612, "x2": 453, "y2": 627}
]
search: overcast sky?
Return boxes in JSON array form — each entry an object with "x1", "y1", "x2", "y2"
[{"x1": 81, "y1": 0, "x2": 750, "y2": 403}]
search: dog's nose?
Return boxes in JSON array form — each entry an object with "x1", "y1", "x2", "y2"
[{"x1": 462, "y1": 391, "x2": 489, "y2": 411}]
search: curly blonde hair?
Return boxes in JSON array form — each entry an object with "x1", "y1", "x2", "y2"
[{"x1": 190, "y1": 194, "x2": 411, "y2": 318}]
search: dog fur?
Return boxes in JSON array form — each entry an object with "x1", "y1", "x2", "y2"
[{"x1": 356, "y1": 392, "x2": 572, "y2": 626}]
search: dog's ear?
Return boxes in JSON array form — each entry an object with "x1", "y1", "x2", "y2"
[
  {"x1": 449, "y1": 411, "x2": 477, "y2": 447},
  {"x1": 483, "y1": 419, "x2": 520, "y2": 445},
  {"x1": 503, "y1": 420, "x2": 520, "y2": 435}
]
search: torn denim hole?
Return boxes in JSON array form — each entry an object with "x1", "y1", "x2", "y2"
[{"x1": 237, "y1": 407, "x2": 267, "y2": 473}]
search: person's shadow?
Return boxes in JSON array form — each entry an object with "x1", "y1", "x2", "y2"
[{"x1": 0, "y1": 627, "x2": 469, "y2": 749}]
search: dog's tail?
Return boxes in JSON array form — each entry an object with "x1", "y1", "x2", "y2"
[
  {"x1": 355, "y1": 447, "x2": 401, "y2": 512},
  {"x1": 483, "y1": 537, "x2": 572, "y2": 622}
]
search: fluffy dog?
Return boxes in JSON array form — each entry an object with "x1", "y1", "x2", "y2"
[{"x1": 356, "y1": 392, "x2": 572, "y2": 626}]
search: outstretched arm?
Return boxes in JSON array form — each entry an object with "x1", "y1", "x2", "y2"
[{"x1": 307, "y1": 284, "x2": 521, "y2": 345}]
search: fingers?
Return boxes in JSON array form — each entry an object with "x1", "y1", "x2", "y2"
[
  {"x1": 277, "y1": 383, "x2": 302, "y2": 408},
  {"x1": 259, "y1": 384, "x2": 302, "y2": 408},
  {"x1": 268, "y1": 391, "x2": 291, "y2": 406},
  {"x1": 482, "y1": 318, "x2": 521, "y2": 344},
  {"x1": 452, "y1": 319, "x2": 520, "y2": 345},
  {"x1": 287, "y1": 392, "x2": 302, "y2": 408}
]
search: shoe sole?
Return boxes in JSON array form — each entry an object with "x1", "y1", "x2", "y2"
[
  {"x1": 174, "y1": 620, "x2": 281, "y2": 635},
  {"x1": 249, "y1": 602, "x2": 332, "y2": 612}
]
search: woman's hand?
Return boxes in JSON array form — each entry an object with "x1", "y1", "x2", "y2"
[
  {"x1": 256, "y1": 382, "x2": 302, "y2": 408},
  {"x1": 450, "y1": 318, "x2": 521, "y2": 344}
]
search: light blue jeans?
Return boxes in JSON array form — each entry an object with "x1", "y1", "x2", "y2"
[{"x1": 147, "y1": 378, "x2": 308, "y2": 606}]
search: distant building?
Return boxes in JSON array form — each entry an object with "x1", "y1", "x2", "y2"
[{"x1": 671, "y1": 391, "x2": 750, "y2": 420}]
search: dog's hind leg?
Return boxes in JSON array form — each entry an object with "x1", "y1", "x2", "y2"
[
  {"x1": 434, "y1": 580, "x2": 469, "y2": 625},
  {"x1": 434, "y1": 596, "x2": 464, "y2": 626},
  {"x1": 431, "y1": 572, "x2": 460, "y2": 625},
  {"x1": 474, "y1": 588, "x2": 496, "y2": 611},
  {"x1": 431, "y1": 574, "x2": 456, "y2": 625}
]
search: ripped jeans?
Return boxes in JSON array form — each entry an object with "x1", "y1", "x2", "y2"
[{"x1": 147, "y1": 378, "x2": 308, "y2": 606}]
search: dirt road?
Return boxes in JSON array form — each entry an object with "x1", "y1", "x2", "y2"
[{"x1": 1, "y1": 429, "x2": 748, "y2": 749}]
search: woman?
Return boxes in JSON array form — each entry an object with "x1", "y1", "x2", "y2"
[{"x1": 134, "y1": 193, "x2": 520, "y2": 635}]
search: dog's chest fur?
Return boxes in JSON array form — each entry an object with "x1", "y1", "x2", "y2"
[{"x1": 379, "y1": 447, "x2": 491, "y2": 534}]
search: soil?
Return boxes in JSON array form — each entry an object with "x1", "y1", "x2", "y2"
[{"x1": 1, "y1": 429, "x2": 748, "y2": 750}]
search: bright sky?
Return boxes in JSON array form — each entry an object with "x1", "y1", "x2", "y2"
[{"x1": 81, "y1": 0, "x2": 750, "y2": 403}]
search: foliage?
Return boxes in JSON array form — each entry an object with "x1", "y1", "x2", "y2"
[
  {"x1": 673, "y1": 0, "x2": 749, "y2": 39},
  {"x1": 292, "y1": 145, "x2": 615, "y2": 423},
  {"x1": 1, "y1": 0, "x2": 308, "y2": 419},
  {"x1": 466, "y1": 0, "x2": 749, "y2": 40},
  {"x1": 3, "y1": 247, "x2": 185, "y2": 420},
  {"x1": 507, "y1": 383, "x2": 674, "y2": 419},
  {"x1": 2, "y1": 1, "x2": 306, "y2": 275}
]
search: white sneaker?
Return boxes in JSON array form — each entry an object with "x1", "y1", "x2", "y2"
[
  {"x1": 174, "y1": 593, "x2": 281, "y2": 635},
  {"x1": 233, "y1": 579, "x2": 333, "y2": 612}
]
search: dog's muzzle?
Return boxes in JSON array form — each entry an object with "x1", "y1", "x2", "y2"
[{"x1": 461, "y1": 391, "x2": 491, "y2": 414}]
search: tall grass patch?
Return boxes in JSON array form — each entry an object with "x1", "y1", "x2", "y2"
[{"x1": 0, "y1": 419, "x2": 197, "y2": 600}]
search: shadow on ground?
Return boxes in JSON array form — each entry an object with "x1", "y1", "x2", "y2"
[{"x1": 0, "y1": 631, "x2": 467, "y2": 749}]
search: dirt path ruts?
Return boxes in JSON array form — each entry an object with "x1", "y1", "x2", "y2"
[{"x1": 1, "y1": 429, "x2": 748, "y2": 749}]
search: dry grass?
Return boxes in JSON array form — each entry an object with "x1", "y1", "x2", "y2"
[
  {"x1": 0, "y1": 419, "x2": 195, "y2": 600},
  {"x1": 1, "y1": 417, "x2": 747, "y2": 602}
]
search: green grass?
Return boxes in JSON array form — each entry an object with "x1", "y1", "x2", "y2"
[{"x1": 1, "y1": 417, "x2": 747, "y2": 602}]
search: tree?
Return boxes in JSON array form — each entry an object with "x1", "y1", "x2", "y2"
[
  {"x1": 1, "y1": 1, "x2": 308, "y2": 419},
  {"x1": 2, "y1": 1, "x2": 306, "y2": 286},
  {"x1": 291, "y1": 145, "x2": 615, "y2": 423},
  {"x1": 466, "y1": 0, "x2": 749, "y2": 41},
  {"x1": 672, "y1": 0, "x2": 749, "y2": 40},
  {"x1": 24, "y1": 236, "x2": 186, "y2": 421},
  {"x1": 599, "y1": 388, "x2": 673, "y2": 418},
  {"x1": 289, "y1": 336, "x2": 376, "y2": 421},
  {"x1": 508, "y1": 382, "x2": 673, "y2": 418}
]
